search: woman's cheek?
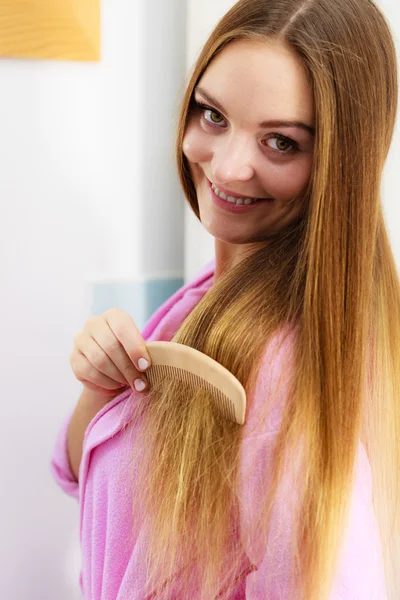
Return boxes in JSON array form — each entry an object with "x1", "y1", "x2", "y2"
[
  {"x1": 182, "y1": 122, "x2": 213, "y2": 164},
  {"x1": 259, "y1": 160, "x2": 311, "y2": 202}
]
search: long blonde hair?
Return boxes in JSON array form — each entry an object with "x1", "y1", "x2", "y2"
[{"x1": 128, "y1": 1, "x2": 400, "y2": 598}]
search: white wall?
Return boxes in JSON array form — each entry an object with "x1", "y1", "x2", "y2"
[
  {"x1": 184, "y1": 0, "x2": 400, "y2": 280},
  {"x1": 0, "y1": 0, "x2": 186, "y2": 598}
]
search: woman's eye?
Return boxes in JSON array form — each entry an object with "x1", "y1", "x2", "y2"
[
  {"x1": 203, "y1": 108, "x2": 226, "y2": 127},
  {"x1": 263, "y1": 136, "x2": 298, "y2": 154},
  {"x1": 193, "y1": 100, "x2": 227, "y2": 128}
]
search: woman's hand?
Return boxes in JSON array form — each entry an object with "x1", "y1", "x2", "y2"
[{"x1": 70, "y1": 308, "x2": 151, "y2": 398}]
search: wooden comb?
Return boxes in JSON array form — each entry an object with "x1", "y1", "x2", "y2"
[{"x1": 145, "y1": 341, "x2": 247, "y2": 425}]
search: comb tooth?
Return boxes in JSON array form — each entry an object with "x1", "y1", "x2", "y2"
[
  {"x1": 218, "y1": 391, "x2": 226, "y2": 415},
  {"x1": 215, "y1": 390, "x2": 230, "y2": 421},
  {"x1": 225, "y1": 394, "x2": 236, "y2": 421},
  {"x1": 223, "y1": 396, "x2": 233, "y2": 421},
  {"x1": 217, "y1": 391, "x2": 224, "y2": 414}
]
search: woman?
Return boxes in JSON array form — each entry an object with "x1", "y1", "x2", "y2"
[{"x1": 51, "y1": 0, "x2": 400, "y2": 598}]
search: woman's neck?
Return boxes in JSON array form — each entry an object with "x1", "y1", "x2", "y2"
[{"x1": 213, "y1": 239, "x2": 264, "y2": 281}]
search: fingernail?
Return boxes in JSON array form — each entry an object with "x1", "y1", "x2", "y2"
[
  {"x1": 138, "y1": 358, "x2": 149, "y2": 371},
  {"x1": 134, "y1": 378, "x2": 146, "y2": 392}
]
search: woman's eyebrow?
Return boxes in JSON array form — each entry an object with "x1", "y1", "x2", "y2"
[{"x1": 194, "y1": 86, "x2": 315, "y2": 136}]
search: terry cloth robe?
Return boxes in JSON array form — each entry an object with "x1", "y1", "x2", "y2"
[{"x1": 51, "y1": 260, "x2": 387, "y2": 599}]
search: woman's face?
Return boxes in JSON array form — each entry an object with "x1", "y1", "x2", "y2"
[{"x1": 183, "y1": 38, "x2": 315, "y2": 246}]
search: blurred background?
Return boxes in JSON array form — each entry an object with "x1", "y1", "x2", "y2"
[{"x1": 0, "y1": 1, "x2": 398, "y2": 598}]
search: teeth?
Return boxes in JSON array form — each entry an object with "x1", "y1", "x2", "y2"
[{"x1": 211, "y1": 183, "x2": 257, "y2": 205}]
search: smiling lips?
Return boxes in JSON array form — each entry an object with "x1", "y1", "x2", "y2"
[
  {"x1": 210, "y1": 181, "x2": 272, "y2": 205},
  {"x1": 211, "y1": 184, "x2": 258, "y2": 205}
]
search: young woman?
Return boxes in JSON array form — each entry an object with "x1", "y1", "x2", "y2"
[{"x1": 51, "y1": 0, "x2": 400, "y2": 598}]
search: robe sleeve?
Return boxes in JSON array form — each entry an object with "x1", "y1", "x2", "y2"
[{"x1": 50, "y1": 411, "x2": 79, "y2": 501}]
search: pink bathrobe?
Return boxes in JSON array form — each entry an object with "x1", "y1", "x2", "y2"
[{"x1": 51, "y1": 261, "x2": 387, "y2": 599}]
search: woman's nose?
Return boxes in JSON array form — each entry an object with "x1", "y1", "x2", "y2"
[{"x1": 210, "y1": 135, "x2": 256, "y2": 185}]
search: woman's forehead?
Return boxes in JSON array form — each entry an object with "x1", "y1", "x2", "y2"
[{"x1": 197, "y1": 39, "x2": 315, "y2": 128}]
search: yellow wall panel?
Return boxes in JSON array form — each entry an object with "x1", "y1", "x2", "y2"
[{"x1": 0, "y1": 0, "x2": 100, "y2": 62}]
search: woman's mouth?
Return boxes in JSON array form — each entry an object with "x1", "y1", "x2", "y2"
[
  {"x1": 211, "y1": 183, "x2": 261, "y2": 205},
  {"x1": 207, "y1": 179, "x2": 274, "y2": 214}
]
